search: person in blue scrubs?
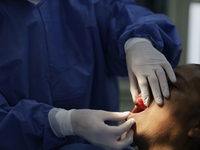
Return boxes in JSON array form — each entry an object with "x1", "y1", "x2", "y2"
[{"x1": 0, "y1": 0, "x2": 182, "y2": 149}]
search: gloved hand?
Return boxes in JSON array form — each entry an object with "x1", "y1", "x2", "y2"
[
  {"x1": 48, "y1": 108, "x2": 135, "y2": 150},
  {"x1": 71, "y1": 109, "x2": 135, "y2": 150},
  {"x1": 125, "y1": 38, "x2": 176, "y2": 106}
]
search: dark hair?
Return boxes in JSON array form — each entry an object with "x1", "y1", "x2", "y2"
[
  {"x1": 187, "y1": 64, "x2": 200, "y2": 149},
  {"x1": 191, "y1": 64, "x2": 200, "y2": 118}
]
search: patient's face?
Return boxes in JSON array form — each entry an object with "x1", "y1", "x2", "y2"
[{"x1": 128, "y1": 65, "x2": 200, "y2": 147}]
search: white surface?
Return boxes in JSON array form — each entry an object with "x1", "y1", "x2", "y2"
[{"x1": 187, "y1": 3, "x2": 200, "y2": 64}]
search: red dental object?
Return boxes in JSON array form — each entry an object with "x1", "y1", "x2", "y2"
[
  {"x1": 136, "y1": 95, "x2": 147, "y2": 110},
  {"x1": 127, "y1": 96, "x2": 147, "y2": 120},
  {"x1": 131, "y1": 95, "x2": 147, "y2": 114}
]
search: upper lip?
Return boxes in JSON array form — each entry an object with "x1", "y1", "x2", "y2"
[{"x1": 132, "y1": 104, "x2": 145, "y2": 113}]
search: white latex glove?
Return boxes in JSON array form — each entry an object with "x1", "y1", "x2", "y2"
[
  {"x1": 71, "y1": 109, "x2": 135, "y2": 150},
  {"x1": 48, "y1": 108, "x2": 135, "y2": 150},
  {"x1": 125, "y1": 38, "x2": 176, "y2": 106},
  {"x1": 48, "y1": 108, "x2": 75, "y2": 137}
]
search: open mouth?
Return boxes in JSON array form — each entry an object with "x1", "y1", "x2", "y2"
[
  {"x1": 132, "y1": 104, "x2": 146, "y2": 113},
  {"x1": 127, "y1": 95, "x2": 147, "y2": 120},
  {"x1": 127, "y1": 105, "x2": 146, "y2": 120}
]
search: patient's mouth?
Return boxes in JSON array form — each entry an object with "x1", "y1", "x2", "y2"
[
  {"x1": 132, "y1": 104, "x2": 145, "y2": 113},
  {"x1": 127, "y1": 95, "x2": 147, "y2": 120},
  {"x1": 127, "y1": 105, "x2": 145, "y2": 120}
]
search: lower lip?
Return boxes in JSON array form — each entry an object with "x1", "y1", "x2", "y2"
[
  {"x1": 127, "y1": 113, "x2": 137, "y2": 120},
  {"x1": 127, "y1": 106, "x2": 146, "y2": 120}
]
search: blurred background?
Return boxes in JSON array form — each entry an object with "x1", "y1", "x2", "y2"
[{"x1": 119, "y1": 0, "x2": 200, "y2": 113}]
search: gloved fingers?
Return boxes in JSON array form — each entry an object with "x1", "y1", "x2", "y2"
[
  {"x1": 156, "y1": 68, "x2": 169, "y2": 98},
  {"x1": 162, "y1": 62, "x2": 176, "y2": 83},
  {"x1": 105, "y1": 130, "x2": 134, "y2": 150},
  {"x1": 103, "y1": 119, "x2": 134, "y2": 150},
  {"x1": 128, "y1": 71, "x2": 139, "y2": 103},
  {"x1": 101, "y1": 111, "x2": 131, "y2": 121},
  {"x1": 112, "y1": 118, "x2": 135, "y2": 136},
  {"x1": 148, "y1": 73, "x2": 162, "y2": 105},
  {"x1": 116, "y1": 130, "x2": 134, "y2": 150},
  {"x1": 137, "y1": 75, "x2": 150, "y2": 106}
]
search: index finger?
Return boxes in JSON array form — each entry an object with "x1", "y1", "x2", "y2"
[
  {"x1": 114, "y1": 118, "x2": 135, "y2": 136},
  {"x1": 100, "y1": 111, "x2": 131, "y2": 121}
]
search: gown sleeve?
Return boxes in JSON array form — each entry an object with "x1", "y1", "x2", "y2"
[
  {"x1": 94, "y1": 0, "x2": 182, "y2": 76},
  {"x1": 0, "y1": 93, "x2": 66, "y2": 150}
]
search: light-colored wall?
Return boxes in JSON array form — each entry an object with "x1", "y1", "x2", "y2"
[{"x1": 168, "y1": 0, "x2": 200, "y2": 66}]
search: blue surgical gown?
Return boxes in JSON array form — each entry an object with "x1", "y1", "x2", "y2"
[{"x1": 0, "y1": 0, "x2": 182, "y2": 149}]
